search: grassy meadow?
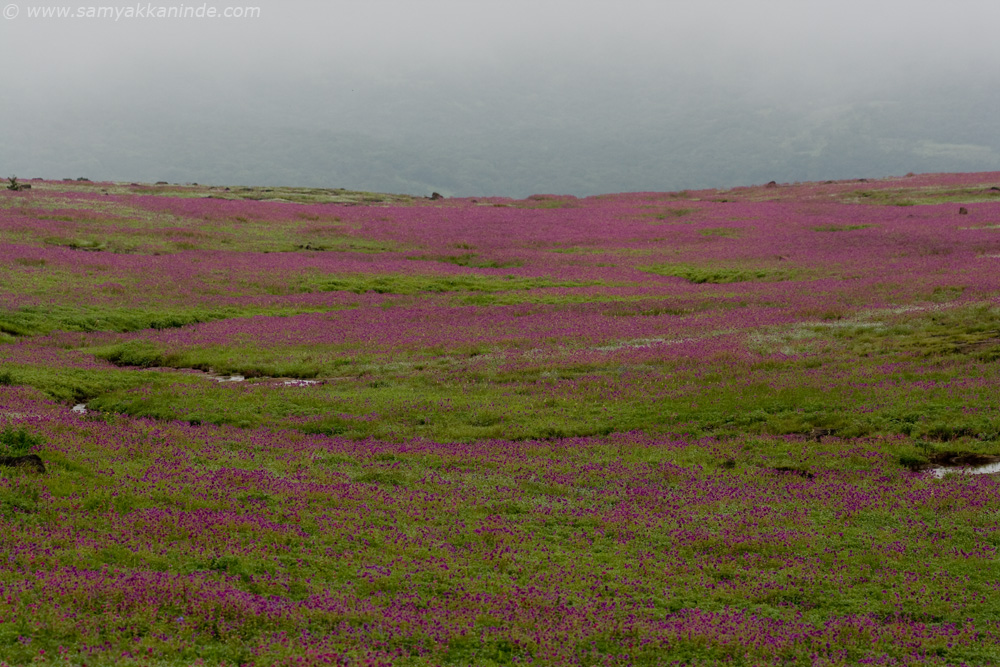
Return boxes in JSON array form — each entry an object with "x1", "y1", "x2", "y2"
[{"x1": 2, "y1": 173, "x2": 1000, "y2": 665}]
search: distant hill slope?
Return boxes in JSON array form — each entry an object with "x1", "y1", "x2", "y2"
[{"x1": 4, "y1": 76, "x2": 999, "y2": 198}]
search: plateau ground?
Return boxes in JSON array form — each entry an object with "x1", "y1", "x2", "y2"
[{"x1": 2, "y1": 173, "x2": 1000, "y2": 665}]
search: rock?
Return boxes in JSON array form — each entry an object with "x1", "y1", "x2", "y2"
[
  {"x1": 430, "y1": 192, "x2": 444, "y2": 200},
  {"x1": 0, "y1": 455, "x2": 46, "y2": 474},
  {"x1": 810, "y1": 427, "x2": 835, "y2": 442},
  {"x1": 765, "y1": 181, "x2": 778, "y2": 188},
  {"x1": 773, "y1": 465, "x2": 815, "y2": 480},
  {"x1": 959, "y1": 207, "x2": 968, "y2": 215}
]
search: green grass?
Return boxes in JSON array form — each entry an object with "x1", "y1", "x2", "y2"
[
  {"x1": 42, "y1": 236, "x2": 112, "y2": 252},
  {"x1": 0, "y1": 303, "x2": 340, "y2": 338},
  {"x1": 0, "y1": 427, "x2": 42, "y2": 456},
  {"x1": 698, "y1": 227, "x2": 743, "y2": 238},
  {"x1": 405, "y1": 253, "x2": 524, "y2": 268},
  {"x1": 79, "y1": 322, "x2": 1000, "y2": 445},
  {"x1": 640, "y1": 263, "x2": 796, "y2": 284},
  {"x1": 89, "y1": 339, "x2": 362, "y2": 379},
  {"x1": 649, "y1": 207, "x2": 696, "y2": 220},
  {"x1": 6, "y1": 180, "x2": 420, "y2": 205},
  {"x1": 818, "y1": 303, "x2": 1000, "y2": 361},
  {"x1": 812, "y1": 224, "x2": 872, "y2": 232},
  {"x1": 7, "y1": 179, "x2": 1000, "y2": 664},
  {"x1": 8, "y1": 294, "x2": 998, "y2": 449},
  {"x1": 301, "y1": 273, "x2": 599, "y2": 294},
  {"x1": 843, "y1": 185, "x2": 1000, "y2": 206},
  {"x1": 512, "y1": 196, "x2": 578, "y2": 209},
  {"x1": 0, "y1": 189, "x2": 410, "y2": 256},
  {"x1": 0, "y1": 363, "x2": 163, "y2": 402}
]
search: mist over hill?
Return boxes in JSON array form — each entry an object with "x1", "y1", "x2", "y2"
[
  {"x1": 3, "y1": 0, "x2": 999, "y2": 197},
  {"x1": 6, "y1": 70, "x2": 998, "y2": 198}
]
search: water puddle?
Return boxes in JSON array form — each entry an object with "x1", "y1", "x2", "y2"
[
  {"x1": 176, "y1": 368, "x2": 325, "y2": 385},
  {"x1": 282, "y1": 379, "x2": 320, "y2": 387},
  {"x1": 206, "y1": 373, "x2": 246, "y2": 383},
  {"x1": 930, "y1": 461, "x2": 1000, "y2": 478}
]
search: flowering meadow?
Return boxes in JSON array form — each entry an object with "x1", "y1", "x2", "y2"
[{"x1": 2, "y1": 174, "x2": 1000, "y2": 665}]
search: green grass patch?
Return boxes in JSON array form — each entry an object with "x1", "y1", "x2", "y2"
[
  {"x1": 0, "y1": 427, "x2": 42, "y2": 456},
  {"x1": 845, "y1": 186, "x2": 1000, "y2": 206},
  {"x1": 512, "y1": 196, "x2": 578, "y2": 209},
  {"x1": 303, "y1": 273, "x2": 597, "y2": 294},
  {"x1": 698, "y1": 227, "x2": 743, "y2": 238},
  {"x1": 819, "y1": 303, "x2": 1000, "y2": 361},
  {"x1": 650, "y1": 207, "x2": 696, "y2": 220},
  {"x1": 78, "y1": 340, "x2": 1000, "y2": 445},
  {"x1": 291, "y1": 236, "x2": 401, "y2": 254},
  {"x1": 0, "y1": 303, "x2": 337, "y2": 337},
  {"x1": 89, "y1": 339, "x2": 358, "y2": 379},
  {"x1": 0, "y1": 363, "x2": 160, "y2": 402},
  {"x1": 405, "y1": 253, "x2": 524, "y2": 269},
  {"x1": 812, "y1": 225, "x2": 872, "y2": 232},
  {"x1": 42, "y1": 236, "x2": 112, "y2": 252},
  {"x1": 640, "y1": 263, "x2": 796, "y2": 284}
]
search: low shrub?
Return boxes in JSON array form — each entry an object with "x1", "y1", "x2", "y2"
[{"x1": 0, "y1": 427, "x2": 42, "y2": 456}]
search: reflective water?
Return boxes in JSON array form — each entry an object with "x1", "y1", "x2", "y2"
[
  {"x1": 930, "y1": 461, "x2": 1000, "y2": 478},
  {"x1": 206, "y1": 374, "x2": 245, "y2": 383}
]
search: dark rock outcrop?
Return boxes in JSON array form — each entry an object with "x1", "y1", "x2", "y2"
[
  {"x1": 0, "y1": 455, "x2": 45, "y2": 474},
  {"x1": 773, "y1": 466, "x2": 815, "y2": 480}
]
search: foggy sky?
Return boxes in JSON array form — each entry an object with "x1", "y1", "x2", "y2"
[{"x1": 3, "y1": 0, "x2": 1000, "y2": 196}]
